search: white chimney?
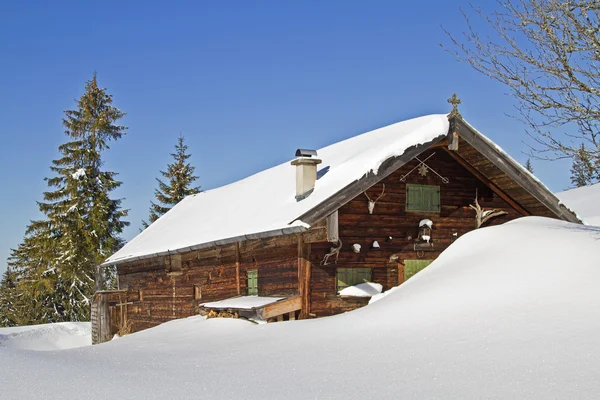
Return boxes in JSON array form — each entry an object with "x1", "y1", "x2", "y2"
[{"x1": 291, "y1": 149, "x2": 322, "y2": 201}]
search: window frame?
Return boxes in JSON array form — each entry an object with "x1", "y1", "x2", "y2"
[{"x1": 405, "y1": 184, "x2": 441, "y2": 213}]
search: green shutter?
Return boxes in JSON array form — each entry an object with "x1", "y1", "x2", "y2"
[
  {"x1": 406, "y1": 184, "x2": 422, "y2": 211},
  {"x1": 406, "y1": 184, "x2": 440, "y2": 212},
  {"x1": 404, "y1": 260, "x2": 433, "y2": 281},
  {"x1": 423, "y1": 186, "x2": 440, "y2": 212},
  {"x1": 336, "y1": 268, "x2": 373, "y2": 293},
  {"x1": 247, "y1": 270, "x2": 258, "y2": 296}
]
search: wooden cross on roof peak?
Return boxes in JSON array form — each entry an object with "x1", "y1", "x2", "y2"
[{"x1": 447, "y1": 93, "x2": 462, "y2": 119}]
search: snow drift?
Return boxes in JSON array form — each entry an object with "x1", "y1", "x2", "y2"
[
  {"x1": 1, "y1": 217, "x2": 599, "y2": 399},
  {"x1": 556, "y1": 182, "x2": 600, "y2": 225},
  {"x1": 0, "y1": 322, "x2": 90, "y2": 351}
]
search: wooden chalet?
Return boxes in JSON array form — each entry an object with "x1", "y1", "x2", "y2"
[{"x1": 91, "y1": 96, "x2": 580, "y2": 344}]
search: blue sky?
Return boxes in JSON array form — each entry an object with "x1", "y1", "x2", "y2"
[{"x1": 0, "y1": 1, "x2": 571, "y2": 273}]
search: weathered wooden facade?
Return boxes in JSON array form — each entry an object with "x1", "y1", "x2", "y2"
[{"x1": 92, "y1": 100, "x2": 580, "y2": 343}]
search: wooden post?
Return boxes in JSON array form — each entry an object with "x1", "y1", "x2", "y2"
[
  {"x1": 398, "y1": 263, "x2": 405, "y2": 286},
  {"x1": 298, "y1": 235, "x2": 311, "y2": 319},
  {"x1": 235, "y1": 242, "x2": 241, "y2": 295}
]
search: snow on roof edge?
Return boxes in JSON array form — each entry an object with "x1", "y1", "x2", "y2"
[{"x1": 101, "y1": 225, "x2": 307, "y2": 266}]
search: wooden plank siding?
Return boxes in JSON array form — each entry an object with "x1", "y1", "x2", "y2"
[
  {"x1": 116, "y1": 241, "x2": 300, "y2": 333},
  {"x1": 308, "y1": 149, "x2": 524, "y2": 317}
]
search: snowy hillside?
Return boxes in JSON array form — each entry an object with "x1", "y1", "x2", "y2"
[
  {"x1": 556, "y1": 183, "x2": 600, "y2": 225},
  {"x1": 1, "y1": 217, "x2": 599, "y2": 399},
  {"x1": 0, "y1": 322, "x2": 90, "y2": 351}
]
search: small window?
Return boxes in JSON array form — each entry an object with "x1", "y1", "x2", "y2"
[
  {"x1": 247, "y1": 270, "x2": 258, "y2": 296},
  {"x1": 336, "y1": 268, "x2": 372, "y2": 293},
  {"x1": 193, "y1": 285, "x2": 202, "y2": 300},
  {"x1": 406, "y1": 184, "x2": 440, "y2": 212},
  {"x1": 404, "y1": 260, "x2": 433, "y2": 281},
  {"x1": 166, "y1": 254, "x2": 183, "y2": 275}
]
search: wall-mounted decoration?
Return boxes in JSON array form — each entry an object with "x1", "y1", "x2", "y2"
[
  {"x1": 418, "y1": 219, "x2": 433, "y2": 243},
  {"x1": 414, "y1": 219, "x2": 435, "y2": 252},
  {"x1": 470, "y1": 189, "x2": 508, "y2": 228},
  {"x1": 371, "y1": 240, "x2": 380, "y2": 249},
  {"x1": 399, "y1": 153, "x2": 449, "y2": 184},
  {"x1": 363, "y1": 184, "x2": 385, "y2": 214},
  {"x1": 352, "y1": 243, "x2": 362, "y2": 253},
  {"x1": 321, "y1": 239, "x2": 342, "y2": 266}
]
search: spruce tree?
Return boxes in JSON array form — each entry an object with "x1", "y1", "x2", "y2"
[
  {"x1": 525, "y1": 158, "x2": 534, "y2": 174},
  {"x1": 143, "y1": 135, "x2": 201, "y2": 228},
  {"x1": 0, "y1": 268, "x2": 18, "y2": 327},
  {"x1": 2, "y1": 73, "x2": 129, "y2": 323},
  {"x1": 570, "y1": 144, "x2": 596, "y2": 188}
]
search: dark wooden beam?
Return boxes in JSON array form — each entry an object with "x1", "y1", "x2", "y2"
[
  {"x1": 455, "y1": 119, "x2": 581, "y2": 223},
  {"x1": 235, "y1": 242, "x2": 241, "y2": 295},
  {"x1": 295, "y1": 135, "x2": 448, "y2": 226},
  {"x1": 297, "y1": 235, "x2": 312, "y2": 319},
  {"x1": 443, "y1": 148, "x2": 531, "y2": 216}
]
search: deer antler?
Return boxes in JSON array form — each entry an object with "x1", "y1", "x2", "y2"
[
  {"x1": 470, "y1": 189, "x2": 507, "y2": 228},
  {"x1": 321, "y1": 239, "x2": 343, "y2": 265},
  {"x1": 364, "y1": 184, "x2": 385, "y2": 214}
]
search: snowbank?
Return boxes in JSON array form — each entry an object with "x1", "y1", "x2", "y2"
[
  {"x1": 556, "y1": 183, "x2": 600, "y2": 225},
  {"x1": 338, "y1": 282, "x2": 382, "y2": 297},
  {"x1": 2, "y1": 217, "x2": 600, "y2": 399},
  {"x1": 0, "y1": 322, "x2": 90, "y2": 351}
]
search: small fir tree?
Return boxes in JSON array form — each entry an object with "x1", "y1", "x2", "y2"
[
  {"x1": 525, "y1": 158, "x2": 534, "y2": 174},
  {"x1": 143, "y1": 136, "x2": 201, "y2": 228},
  {"x1": 570, "y1": 144, "x2": 596, "y2": 188}
]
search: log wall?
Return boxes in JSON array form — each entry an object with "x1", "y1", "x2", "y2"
[
  {"x1": 309, "y1": 149, "x2": 523, "y2": 316},
  {"x1": 116, "y1": 242, "x2": 299, "y2": 333}
]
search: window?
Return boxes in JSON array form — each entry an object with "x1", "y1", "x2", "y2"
[
  {"x1": 406, "y1": 184, "x2": 440, "y2": 212},
  {"x1": 247, "y1": 270, "x2": 258, "y2": 296},
  {"x1": 403, "y1": 260, "x2": 433, "y2": 281},
  {"x1": 166, "y1": 254, "x2": 183, "y2": 275},
  {"x1": 336, "y1": 268, "x2": 372, "y2": 293}
]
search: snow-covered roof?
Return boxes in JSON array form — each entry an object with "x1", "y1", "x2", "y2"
[{"x1": 104, "y1": 114, "x2": 450, "y2": 265}]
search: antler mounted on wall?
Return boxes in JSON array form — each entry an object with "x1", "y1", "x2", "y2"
[
  {"x1": 321, "y1": 239, "x2": 343, "y2": 265},
  {"x1": 470, "y1": 189, "x2": 508, "y2": 228},
  {"x1": 364, "y1": 184, "x2": 385, "y2": 215}
]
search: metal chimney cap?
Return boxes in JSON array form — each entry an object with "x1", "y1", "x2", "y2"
[{"x1": 295, "y1": 149, "x2": 318, "y2": 157}]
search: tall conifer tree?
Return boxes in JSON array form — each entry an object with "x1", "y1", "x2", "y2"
[
  {"x1": 143, "y1": 136, "x2": 201, "y2": 228},
  {"x1": 0, "y1": 268, "x2": 18, "y2": 327},
  {"x1": 1, "y1": 73, "x2": 129, "y2": 323}
]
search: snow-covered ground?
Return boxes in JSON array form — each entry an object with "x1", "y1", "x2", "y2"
[
  {"x1": 556, "y1": 182, "x2": 600, "y2": 225},
  {"x1": 0, "y1": 322, "x2": 90, "y2": 351},
  {"x1": 1, "y1": 216, "x2": 599, "y2": 399}
]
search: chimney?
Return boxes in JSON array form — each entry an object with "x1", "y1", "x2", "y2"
[{"x1": 291, "y1": 149, "x2": 322, "y2": 201}]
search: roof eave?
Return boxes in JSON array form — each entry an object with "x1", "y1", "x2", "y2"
[
  {"x1": 100, "y1": 225, "x2": 307, "y2": 268},
  {"x1": 455, "y1": 118, "x2": 582, "y2": 224}
]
